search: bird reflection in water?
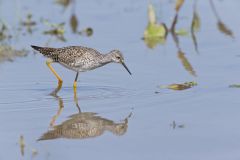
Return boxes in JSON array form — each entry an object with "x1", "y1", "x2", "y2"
[{"x1": 38, "y1": 83, "x2": 132, "y2": 141}]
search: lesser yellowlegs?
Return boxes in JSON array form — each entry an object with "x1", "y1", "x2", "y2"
[{"x1": 31, "y1": 45, "x2": 131, "y2": 90}]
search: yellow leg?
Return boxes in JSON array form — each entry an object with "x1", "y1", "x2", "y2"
[
  {"x1": 73, "y1": 81, "x2": 77, "y2": 89},
  {"x1": 73, "y1": 81, "x2": 77, "y2": 100},
  {"x1": 46, "y1": 59, "x2": 63, "y2": 84},
  {"x1": 50, "y1": 97, "x2": 64, "y2": 127},
  {"x1": 73, "y1": 72, "x2": 79, "y2": 91}
]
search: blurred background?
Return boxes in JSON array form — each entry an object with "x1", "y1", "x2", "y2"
[{"x1": 1, "y1": 0, "x2": 240, "y2": 159}]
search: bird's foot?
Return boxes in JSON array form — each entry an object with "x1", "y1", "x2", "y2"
[{"x1": 58, "y1": 80, "x2": 63, "y2": 86}]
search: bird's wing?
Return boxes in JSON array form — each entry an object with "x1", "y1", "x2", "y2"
[
  {"x1": 56, "y1": 46, "x2": 85, "y2": 65},
  {"x1": 57, "y1": 46, "x2": 101, "y2": 67}
]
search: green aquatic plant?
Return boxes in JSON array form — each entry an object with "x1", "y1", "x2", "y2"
[
  {"x1": 209, "y1": 0, "x2": 234, "y2": 38},
  {"x1": 192, "y1": 11, "x2": 200, "y2": 32},
  {"x1": 70, "y1": 13, "x2": 78, "y2": 33},
  {"x1": 144, "y1": 23, "x2": 167, "y2": 39},
  {"x1": 42, "y1": 20, "x2": 66, "y2": 41},
  {"x1": 160, "y1": 81, "x2": 197, "y2": 91},
  {"x1": 144, "y1": 4, "x2": 167, "y2": 39},
  {"x1": 21, "y1": 14, "x2": 36, "y2": 33},
  {"x1": 0, "y1": 22, "x2": 11, "y2": 41},
  {"x1": 178, "y1": 50, "x2": 197, "y2": 77},
  {"x1": 143, "y1": 36, "x2": 166, "y2": 49},
  {"x1": 191, "y1": 1, "x2": 201, "y2": 53},
  {"x1": 175, "y1": 0, "x2": 185, "y2": 12},
  {"x1": 217, "y1": 21, "x2": 233, "y2": 38},
  {"x1": 143, "y1": 3, "x2": 168, "y2": 48},
  {"x1": 43, "y1": 20, "x2": 65, "y2": 35},
  {"x1": 0, "y1": 45, "x2": 28, "y2": 62},
  {"x1": 175, "y1": 28, "x2": 188, "y2": 36},
  {"x1": 78, "y1": 27, "x2": 93, "y2": 37}
]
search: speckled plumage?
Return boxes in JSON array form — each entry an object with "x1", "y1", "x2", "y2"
[
  {"x1": 38, "y1": 112, "x2": 129, "y2": 140},
  {"x1": 31, "y1": 45, "x2": 131, "y2": 88},
  {"x1": 32, "y1": 46, "x2": 105, "y2": 71},
  {"x1": 31, "y1": 45, "x2": 131, "y2": 73}
]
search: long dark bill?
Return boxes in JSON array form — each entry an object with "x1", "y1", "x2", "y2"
[{"x1": 121, "y1": 62, "x2": 132, "y2": 75}]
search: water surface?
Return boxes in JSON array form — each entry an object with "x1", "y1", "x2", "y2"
[{"x1": 1, "y1": 0, "x2": 240, "y2": 160}]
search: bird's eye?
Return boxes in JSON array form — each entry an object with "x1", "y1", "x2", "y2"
[{"x1": 116, "y1": 56, "x2": 121, "y2": 59}]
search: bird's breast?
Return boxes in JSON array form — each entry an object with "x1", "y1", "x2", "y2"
[{"x1": 59, "y1": 60, "x2": 104, "y2": 72}]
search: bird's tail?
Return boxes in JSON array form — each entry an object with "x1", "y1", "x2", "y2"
[
  {"x1": 31, "y1": 45, "x2": 43, "y2": 51},
  {"x1": 31, "y1": 45, "x2": 57, "y2": 59},
  {"x1": 37, "y1": 129, "x2": 60, "y2": 141}
]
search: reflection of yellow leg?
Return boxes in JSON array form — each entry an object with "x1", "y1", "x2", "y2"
[
  {"x1": 49, "y1": 83, "x2": 64, "y2": 127},
  {"x1": 50, "y1": 97, "x2": 64, "y2": 127},
  {"x1": 46, "y1": 59, "x2": 63, "y2": 84},
  {"x1": 50, "y1": 81, "x2": 62, "y2": 96},
  {"x1": 74, "y1": 87, "x2": 81, "y2": 113}
]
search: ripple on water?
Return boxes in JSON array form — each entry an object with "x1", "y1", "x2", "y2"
[{"x1": 0, "y1": 82, "x2": 152, "y2": 113}]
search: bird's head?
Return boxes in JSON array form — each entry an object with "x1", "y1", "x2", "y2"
[{"x1": 109, "y1": 50, "x2": 132, "y2": 75}]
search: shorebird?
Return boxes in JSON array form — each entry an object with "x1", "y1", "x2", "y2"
[
  {"x1": 38, "y1": 112, "x2": 130, "y2": 140},
  {"x1": 31, "y1": 45, "x2": 131, "y2": 90}
]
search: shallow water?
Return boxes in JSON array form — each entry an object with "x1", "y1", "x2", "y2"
[{"x1": 1, "y1": 0, "x2": 240, "y2": 159}]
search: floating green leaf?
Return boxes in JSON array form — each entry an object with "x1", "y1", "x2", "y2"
[
  {"x1": 144, "y1": 23, "x2": 167, "y2": 39},
  {"x1": 143, "y1": 3, "x2": 168, "y2": 49},
  {"x1": 44, "y1": 28, "x2": 64, "y2": 35},
  {"x1": 143, "y1": 36, "x2": 166, "y2": 49},
  {"x1": 144, "y1": 3, "x2": 167, "y2": 39},
  {"x1": 175, "y1": 28, "x2": 188, "y2": 36},
  {"x1": 160, "y1": 81, "x2": 197, "y2": 91}
]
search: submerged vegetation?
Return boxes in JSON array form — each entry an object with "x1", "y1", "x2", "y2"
[
  {"x1": 0, "y1": 45, "x2": 28, "y2": 63},
  {"x1": 18, "y1": 135, "x2": 38, "y2": 158},
  {"x1": 143, "y1": 4, "x2": 168, "y2": 48},
  {"x1": 143, "y1": 0, "x2": 233, "y2": 50},
  {"x1": 159, "y1": 81, "x2": 197, "y2": 91},
  {"x1": 0, "y1": 0, "x2": 239, "y2": 159},
  {"x1": 0, "y1": 0, "x2": 93, "y2": 62},
  {"x1": 144, "y1": 0, "x2": 235, "y2": 88}
]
